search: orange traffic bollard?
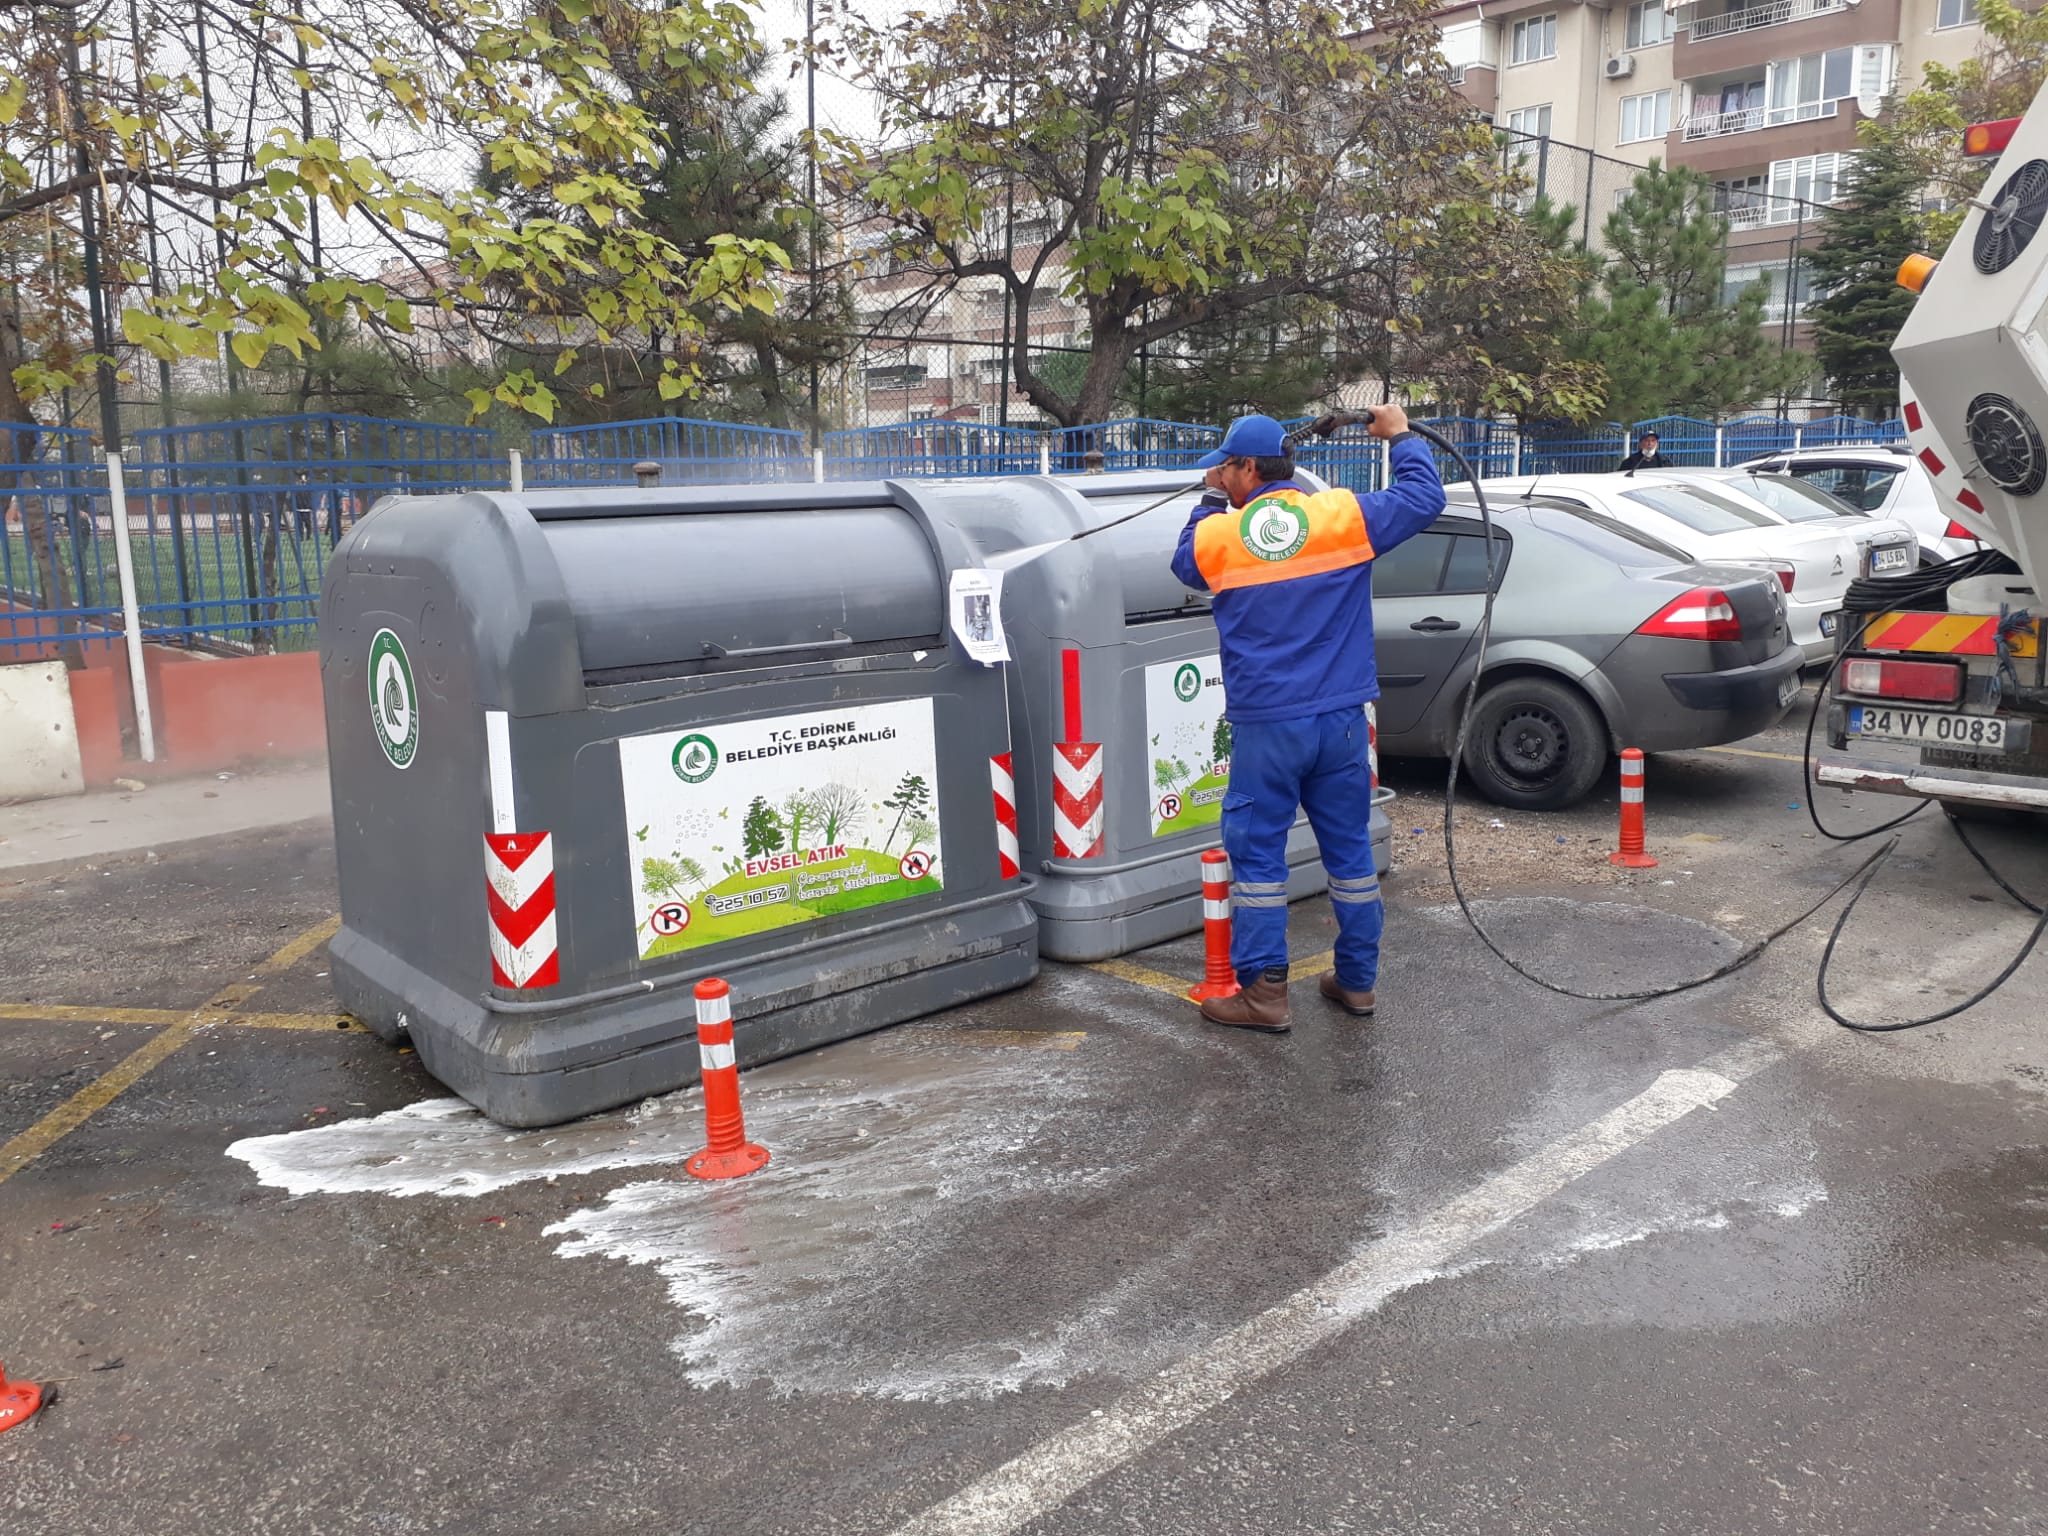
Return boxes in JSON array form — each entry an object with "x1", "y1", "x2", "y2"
[
  {"x1": 0, "y1": 1361, "x2": 42, "y2": 1435},
  {"x1": 1610, "y1": 748, "x2": 1659, "y2": 869},
  {"x1": 1188, "y1": 849, "x2": 1241, "y2": 1002},
  {"x1": 685, "y1": 978, "x2": 770, "y2": 1181}
]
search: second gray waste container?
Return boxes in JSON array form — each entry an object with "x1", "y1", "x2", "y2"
[
  {"x1": 952, "y1": 470, "x2": 1394, "y2": 962},
  {"x1": 319, "y1": 480, "x2": 1037, "y2": 1127}
]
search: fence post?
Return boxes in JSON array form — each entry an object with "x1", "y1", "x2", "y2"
[
  {"x1": 1714, "y1": 425, "x2": 1726, "y2": 467},
  {"x1": 813, "y1": 447, "x2": 825, "y2": 484},
  {"x1": 1793, "y1": 420, "x2": 1805, "y2": 448},
  {"x1": 1511, "y1": 427, "x2": 1523, "y2": 478},
  {"x1": 506, "y1": 449, "x2": 523, "y2": 493},
  {"x1": 104, "y1": 450, "x2": 157, "y2": 765},
  {"x1": 1379, "y1": 436, "x2": 1392, "y2": 491}
]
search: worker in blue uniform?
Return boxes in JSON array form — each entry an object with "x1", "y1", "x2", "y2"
[{"x1": 1170, "y1": 408, "x2": 1447, "y2": 1032}]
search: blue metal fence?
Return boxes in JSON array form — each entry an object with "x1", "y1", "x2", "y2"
[
  {"x1": 1, "y1": 406, "x2": 1913, "y2": 662},
  {"x1": 527, "y1": 416, "x2": 808, "y2": 487},
  {"x1": 123, "y1": 413, "x2": 505, "y2": 653},
  {"x1": 1052, "y1": 417, "x2": 1222, "y2": 473},
  {"x1": 823, "y1": 420, "x2": 1042, "y2": 478},
  {"x1": 0, "y1": 423, "x2": 117, "y2": 661}
]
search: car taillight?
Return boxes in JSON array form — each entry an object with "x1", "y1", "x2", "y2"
[
  {"x1": 1769, "y1": 565, "x2": 1795, "y2": 594},
  {"x1": 1943, "y1": 519, "x2": 1980, "y2": 541},
  {"x1": 1639, "y1": 588, "x2": 1742, "y2": 642},
  {"x1": 1840, "y1": 657, "x2": 1964, "y2": 703}
]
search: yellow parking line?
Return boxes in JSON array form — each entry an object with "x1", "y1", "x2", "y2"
[
  {"x1": 259, "y1": 915, "x2": 340, "y2": 974},
  {"x1": 1704, "y1": 745, "x2": 1805, "y2": 764},
  {"x1": 0, "y1": 914, "x2": 343, "y2": 1187},
  {"x1": 1086, "y1": 957, "x2": 1199, "y2": 1002},
  {"x1": 0, "y1": 1003, "x2": 190, "y2": 1027}
]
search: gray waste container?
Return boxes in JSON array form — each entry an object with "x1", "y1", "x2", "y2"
[
  {"x1": 949, "y1": 470, "x2": 1394, "y2": 962},
  {"x1": 319, "y1": 481, "x2": 1037, "y2": 1126}
]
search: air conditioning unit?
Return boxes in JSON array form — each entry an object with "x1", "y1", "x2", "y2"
[{"x1": 1605, "y1": 55, "x2": 1636, "y2": 80}]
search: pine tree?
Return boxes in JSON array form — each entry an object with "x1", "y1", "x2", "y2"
[
  {"x1": 742, "y1": 797, "x2": 785, "y2": 859},
  {"x1": 1806, "y1": 132, "x2": 1923, "y2": 412}
]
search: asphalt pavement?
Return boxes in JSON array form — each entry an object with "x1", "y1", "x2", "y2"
[{"x1": 2, "y1": 706, "x2": 2045, "y2": 1535}]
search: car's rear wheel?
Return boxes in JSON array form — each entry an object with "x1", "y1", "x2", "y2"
[{"x1": 1461, "y1": 677, "x2": 1609, "y2": 811}]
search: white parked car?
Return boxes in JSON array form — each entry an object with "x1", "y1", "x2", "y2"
[
  {"x1": 1472, "y1": 474, "x2": 1862, "y2": 663},
  {"x1": 1736, "y1": 445, "x2": 1983, "y2": 565},
  {"x1": 1633, "y1": 467, "x2": 1920, "y2": 580}
]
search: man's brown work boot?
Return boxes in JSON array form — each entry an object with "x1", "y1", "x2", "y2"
[
  {"x1": 1199, "y1": 969, "x2": 1291, "y2": 1034},
  {"x1": 1319, "y1": 972, "x2": 1376, "y2": 1018}
]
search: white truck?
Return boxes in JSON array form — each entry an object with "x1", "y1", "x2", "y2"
[{"x1": 1818, "y1": 108, "x2": 2048, "y2": 813}]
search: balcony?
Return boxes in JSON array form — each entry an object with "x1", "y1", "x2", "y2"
[
  {"x1": 1688, "y1": 0, "x2": 1845, "y2": 43},
  {"x1": 1683, "y1": 98, "x2": 1836, "y2": 141}
]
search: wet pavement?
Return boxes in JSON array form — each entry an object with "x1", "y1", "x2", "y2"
[{"x1": 2, "y1": 706, "x2": 2046, "y2": 1535}]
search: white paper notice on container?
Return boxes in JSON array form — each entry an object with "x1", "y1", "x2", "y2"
[{"x1": 950, "y1": 568, "x2": 1009, "y2": 665}]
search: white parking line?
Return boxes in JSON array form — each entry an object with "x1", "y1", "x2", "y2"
[{"x1": 885, "y1": 1039, "x2": 1778, "y2": 1536}]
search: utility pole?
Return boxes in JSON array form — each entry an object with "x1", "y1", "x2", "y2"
[
  {"x1": 63, "y1": 27, "x2": 121, "y2": 450},
  {"x1": 806, "y1": 0, "x2": 821, "y2": 446}
]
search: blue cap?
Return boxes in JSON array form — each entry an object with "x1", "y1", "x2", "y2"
[{"x1": 1197, "y1": 413, "x2": 1288, "y2": 469}]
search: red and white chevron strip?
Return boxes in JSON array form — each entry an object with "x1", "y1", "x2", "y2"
[
  {"x1": 990, "y1": 752, "x2": 1020, "y2": 879},
  {"x1": 1052, "y1": 741, "x2": 1105, "y2": 859},
  {"x1": 485, "y1": 831, "x2": 558, "y2": 989}
]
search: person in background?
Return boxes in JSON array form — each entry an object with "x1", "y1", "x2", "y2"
[
  {"x1": 1619, "y1": 430, "x2": 1665, "y2": 473},
  {"x1": 1168, "y1": 408, "x2": 1447, "y2": 1034}
]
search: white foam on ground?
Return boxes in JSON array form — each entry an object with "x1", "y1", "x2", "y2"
[{"x1": 224, "y1": 1094, "x2": 703, "y2": 1198}]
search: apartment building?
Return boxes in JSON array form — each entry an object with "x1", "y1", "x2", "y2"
[{"x1": 1442, "y1": 0, "x2": 1986, "y2": 320}]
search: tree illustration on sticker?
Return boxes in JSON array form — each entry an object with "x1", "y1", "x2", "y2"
[
  {"x1": 881, "y1": 773, "x2": 932, "y2": 853},
  {"x1": 811, "y1": 783, "x2": 865, "y2": 843},
  {"x1": 1213, "y1": 717, "x2": 1232, "y2": 769},
  {"x1": 780, "y1": 790, "x2": 813, "y2": 850},
  {"x1": 742, "y1": 796, "x2": 786, "y2": 858},
  {"x1": 903, "y1": 814, "x2": 937, "y2": 857}
]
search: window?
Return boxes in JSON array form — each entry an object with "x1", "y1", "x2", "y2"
[
  {"x1": 1937, "y1": 0, "x2": 1979, "y2": 27},
  {"x1": 1619, "y1": 485, "x2": 1775, "y2": 535},
  {"x1": 1730, "y1": 473, "x2": 1850, "y2": 522},
  {"x1": 1372, "y1": 532, "x2": 1457, "y2": 597},
  {"x1": 1766, "y1": 154, "x2": 1847, "y2": 222},
  {"x1": 1625, "y1": 0, "x2": 1670, "y2": 48},
  {"x1": 1518, "y1": 503, "x2": 1693, "y2": 566},
  {"x1": 1510, "y1": 14, "x2": 1557, "y2": 63},
  {"x1": 1785, "y1": 463, "x2": 1901, "y2": 512},
  {"x1": 1370, "y1": 530, "x2": 1511, "y2": 596},
  {"x1": 1724, "y1": 258, "x2": 1815, "y2": 319},
  {"x1": 1442, "y1": 20, "x2": 1493, "y2": 77},
  {"x1": 1765, "y1": 45, "x2": 1893, "y2": 124},
  {"x1": 1506, "y1": 104, "x2": 1553, "y2": 141},
  {"x1": 1619, "y1": 89, "x2": 1672, "y2": 143}
]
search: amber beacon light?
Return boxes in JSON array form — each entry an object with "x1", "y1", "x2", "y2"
[
  {"x1": 1964, "y1": 117, "x2": 2021, "y2": 158},
  {"x1": 1896, "y1": 253, "x2": 1939, "y2": 293}
]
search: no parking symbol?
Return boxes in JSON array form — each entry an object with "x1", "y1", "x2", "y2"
[
  {"x1": 651, "y1": 902, "x2": 691, "y2": 936},
  {"x1": 1157, "y1": 792, "x2": 1183, "y2": 822}
]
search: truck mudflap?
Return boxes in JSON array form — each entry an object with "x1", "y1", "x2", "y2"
[{"x1": 1814, "y1": 755, "x2": 2048, "y2": 811}]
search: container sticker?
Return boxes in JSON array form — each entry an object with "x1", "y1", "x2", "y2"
[
  {"x1": 618, "y1": 700, "x2": 944, "y2": 958},
  {"x1": 1145, "y1": 654, "x2": 1230, "y2": 838},
  {"x1": 368, "y1": 628, "x2": 419, "y2": 770}
]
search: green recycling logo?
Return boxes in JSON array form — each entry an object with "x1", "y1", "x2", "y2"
[
  {"x1": 1240, "y1": 496, "x2": 1309, "y2": 562},
  {"x1": 1173, "y1": 663, "x2": 1203, "y2": 703},
  {"x1": 671, "y1": 733, "x2": 719, "y2": 784},
  {"x1": 367, "y1": 629, "x2": 418, "y2": 770}
]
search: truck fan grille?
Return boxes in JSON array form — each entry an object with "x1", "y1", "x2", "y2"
[
  {"x1": 1974, "y1": 159, "x2": 2048, "y2": 274},
  {"x1": 1967, "y1": 393, "x2": 2048, "y2": 496}
]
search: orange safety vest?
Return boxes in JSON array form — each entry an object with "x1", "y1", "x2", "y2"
[{"x1": 1191, "y1": 486, "x2": 1377, "y2": 593}]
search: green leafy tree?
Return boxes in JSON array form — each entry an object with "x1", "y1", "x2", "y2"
[
  {"x1": 1806, "y1": 132, "x2": 1924, "y2": 412},
  {"x1": 642, "y1": 855, "x2": 686, "y2": 901},
  {"x1": 826, "y1": 0, "x2": 1563, "y2": 427},
  {"x1": 1212, "y1": 718, "x2": 1232, "y2": 767},
  {"x1": 902, "y1": 815, "x2": 938, "y2": 855},
  {"x1": 0, "y1": 0, "x2": 788, "y2": 431},
  {"x1": 1154, "y1": 758, "x2": 1179, "y2": 793},
  {"x1": 779, "y1": 790, "x2": 813, "y2": 853},
  {"x1": 880, "y1": 773, "x2": 933, "y2": 853},
  {"x1": 742, "y1": 796, "x2": 785, "y2": 858}
]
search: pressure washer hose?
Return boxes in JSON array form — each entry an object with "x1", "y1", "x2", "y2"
[{"x1": 1384, "y1": 419, "x2": 2048, "y2": 1029}]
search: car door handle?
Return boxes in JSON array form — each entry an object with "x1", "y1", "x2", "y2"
[{"x1": 1410, "y1": 617, "x2": 1462, "y2": 633}]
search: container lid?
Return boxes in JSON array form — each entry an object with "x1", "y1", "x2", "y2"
[{"x1": 539, "y1": 505, "x2": 943, "y2": 673}]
